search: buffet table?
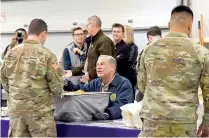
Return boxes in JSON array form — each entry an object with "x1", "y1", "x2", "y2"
[{"x1": 1, "y1": 117, "x2": 141, "y2": 137}]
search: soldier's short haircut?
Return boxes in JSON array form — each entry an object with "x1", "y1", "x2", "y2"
[
  {"x1": 88, "y1": 15, "x2": 102, "y2": 28},
  {"x1": 112, "y1": 23, "x2": 125, "y2": 33},
  {"x1": 28, "y1": 19, "x2": 48, "y2": 36},
  {"x1": 98, "y1": 55, "x2": 117, "y2": 70},
  {"x1": 171, "y1": 5, "x2": 193, "y2": 20},
  {"x1": 147, "y1": 26, "x2": 162, "y2": 38},
  {"x1": 71, "y1": 27, "x2": 83, "y2": 35}
]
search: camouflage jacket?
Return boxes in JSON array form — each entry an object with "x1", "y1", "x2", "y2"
[
  {"x1": 138, "y1": 32, "x2": 209, "y2": 125},
  {"x1": 0, "y1": 40, "x2": 64, "y2": 116}
]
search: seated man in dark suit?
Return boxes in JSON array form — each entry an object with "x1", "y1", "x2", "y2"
[{"x1": 64, "y1": 55, "x2": 132, "y2": 120}]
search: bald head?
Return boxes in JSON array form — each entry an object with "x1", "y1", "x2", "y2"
[
  {"x1": 88, "y1": 15, "x2": 102, "y2": 28},
  {"x1": 169, "y1": 5, "x2": 193, "y2": 36}
]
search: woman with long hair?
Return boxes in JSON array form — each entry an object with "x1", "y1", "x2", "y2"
[{"x1": 124, "y1": 25, "x2": 138, "y2": 102}]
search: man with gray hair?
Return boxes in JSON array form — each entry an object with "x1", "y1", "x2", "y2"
[
  {"x1": 80, "y1": 15, "x2": 115, "y2": 83},
  {"x1": 67, "y1": 16, "x2": 115, "y2": 82},
  {"x1": 64, "y1": 55, "x2": 132, "y2": 120}
]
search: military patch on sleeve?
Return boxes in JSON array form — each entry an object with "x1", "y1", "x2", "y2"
[
  {"x1": 110, "y1": 93, "x2": 116, "y2": 101},
  {"x1": 172, "y1": 58, "x2": 185, "y2": 65},
  {"x1": 57, "y1": 68, "x2": 64, "y2": 76}
]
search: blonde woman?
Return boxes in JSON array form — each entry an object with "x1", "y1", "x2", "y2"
[{"x1": 124, "y1": 25, "x2": 138, "y2": 102}]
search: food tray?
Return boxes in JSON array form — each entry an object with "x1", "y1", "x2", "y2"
[{"x1": 62, "y1": 92, "x2": 112, "y2": 96}]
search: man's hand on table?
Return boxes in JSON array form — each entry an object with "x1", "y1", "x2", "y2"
[
  {"x1": 63, "y1": 79, "x2": 74, "y2": 91},
  {"x1": 92, "y1": 112, "x2": 110, "y2": 120}
]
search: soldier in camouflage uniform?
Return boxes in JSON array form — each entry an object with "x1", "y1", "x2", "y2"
[
  {"x1": 136, "y1": 26, "x2": 162, "y2": 102},
  {"x1": 0, "y1": 19, "x2": 64, "y2": 137},
  {"x1": 138, "y1": 5, "x2": 209, "y2": 137}
]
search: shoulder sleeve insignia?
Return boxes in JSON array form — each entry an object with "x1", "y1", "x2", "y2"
[{"x1": 110, "y1": 93, "x2": 117, "y2": 101}]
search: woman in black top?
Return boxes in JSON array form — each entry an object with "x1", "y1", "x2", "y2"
[{"x1": 124, "y1": 25, "x2": 138, "y2": 102}]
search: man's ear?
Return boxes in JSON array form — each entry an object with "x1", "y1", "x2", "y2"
[
  {"x1": 168, "y1": 22, "x2": 171, "y2": 29},
  {"x1": 42, "y1": 31, "x2": 47, "y2": 39},
  {"x1": 72, "y1": 34, "x2": 75, "y2": 40},
  {"x1": 40, "y1": 31, "x2": 44, "y2": 38},
  {"x1": 112, "y1": 64, "x2": 115, "y2": 71},
  {"x1": 122, "y1": 33, "x2": 125, "y2": 38},
  {"x1": 148, "y1": 35, "x2": 152, "y2": 42},
  {"x1": 188, "y1": 22, "x2": 192, "y2": 31}
]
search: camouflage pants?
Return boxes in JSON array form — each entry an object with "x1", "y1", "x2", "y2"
[
  {"x1": 139, "y1": 119, "x2": 197, "y2": 137},
  {"x1": 8, "y1": 111, "x2": 56, "y2": 137}
]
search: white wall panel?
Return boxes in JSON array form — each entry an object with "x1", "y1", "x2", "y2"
[
  {"x1": 1, "y1": 0, "x2": 175, "y2": 58},
  {"x1": 1, "y1": 0, "x2": 178, "y2": 32}
]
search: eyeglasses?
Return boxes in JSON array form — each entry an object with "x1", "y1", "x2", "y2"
[
  {"x1": 73, "y1": 33, "x2": 84, "y2": 36},
  {"x1": 86, "y1": 22, "x2": 92, "y2": 27}
]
